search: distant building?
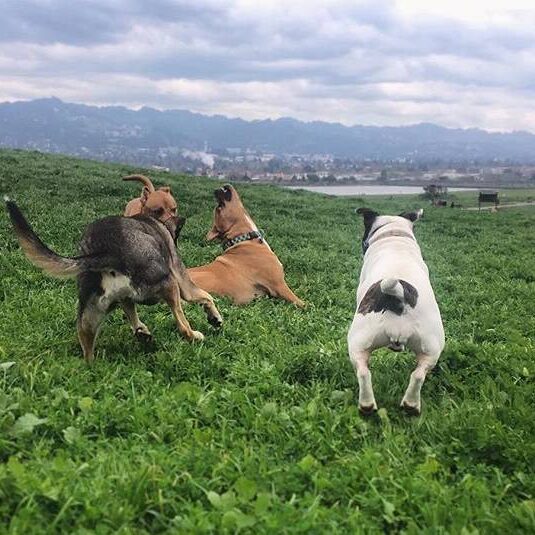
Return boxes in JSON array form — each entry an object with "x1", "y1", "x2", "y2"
[{"x1": 151, "y1": 165, "x2": 170, "y2": 172}]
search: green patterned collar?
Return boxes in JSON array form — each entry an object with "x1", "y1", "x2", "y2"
[{"x1": 222, "y1": 230, "x2": 264, "y2": 251}]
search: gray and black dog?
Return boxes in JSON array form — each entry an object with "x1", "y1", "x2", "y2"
[{"x1": 5, "y1": 200, "x2": 223, "y2": 362}]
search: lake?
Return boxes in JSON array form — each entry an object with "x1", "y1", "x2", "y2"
[{"x1": 285, "y1": 185, "x2": 476, "y2": 196}]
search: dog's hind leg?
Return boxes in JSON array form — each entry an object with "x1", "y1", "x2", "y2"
[
  {"x1": 121, "y1": 301, "x2": 152, "y2": 342},
  {"x1": 401, "y1": 353, "x2": 440, "y2": 416},
  {"x1": 349, "y1": 348, "x2": 377, "y2": 415},
  {"x1": 77, "y1": 303, "x2": 106, "y2": 363},
  {"x1": 179, "y1": 280, "x2": 223, "y2": 328},
  {"x1": 271, "y1": 281, "x2": 305, "y2": 308},
  {"x1": 165, "y1": 286, "x2": 205, "y2": 342}
]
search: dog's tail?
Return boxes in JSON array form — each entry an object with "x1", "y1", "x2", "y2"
[
  {"x1": 380, "y1": 278, "x2": 419, "y2": 352},
  {"x1": 122, "y1": 174, "x2": 155, "y2": 193},
  {"x1": 380, "y1": 278, "x2": 405, "y2": 300},
  {"x1": 5, "y1": 200, "x2": 84, "y2": 278}
]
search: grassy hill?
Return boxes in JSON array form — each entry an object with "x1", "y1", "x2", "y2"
[{"x1": 0, "y1": 149, "x2": 534, "y2": 533}]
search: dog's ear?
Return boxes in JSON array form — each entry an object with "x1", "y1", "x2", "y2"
[
  {"x1": 356, "y1": 207, "x2": 379, "y2": 224},
  {"x1": 159, "y1": 186, "x2": 171, "y2": 194},
  {"x1": 357, "y1": 207, "x2": 379, "y2": 255},
  {"x1": 141, "y1": 187, "x2": 151, "y2": 205},
  {"x1": 399, "y1": 209, "x2": 423, "y2": 222}
]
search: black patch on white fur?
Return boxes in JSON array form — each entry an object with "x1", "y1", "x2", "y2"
[
  {"x1": 358, "y1": 279, "x2": 418, "y2": 315},
  {"x1": 399, "y1": 210, "x2": 420, "y2": 222}
]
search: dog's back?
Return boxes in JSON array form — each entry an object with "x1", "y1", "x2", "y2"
[
  {"x1": 353, "y1": 221, "x2": 444, "y2": 355},
  {"x1": 79, "y1": 216, "x2": 173, "y2": 285},
  {"x1": 6, "y1": 202, "x2": 178, "y2": 301}
]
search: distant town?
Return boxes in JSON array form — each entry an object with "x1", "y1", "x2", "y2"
[{"x1": 135, "y1": 147, "x2": 535, "y2": 188}]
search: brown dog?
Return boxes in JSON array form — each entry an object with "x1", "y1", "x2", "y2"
[
  {"x1": 188, "y1": 185, "x2": 304, "y2": 307},
  {"x1": 123, "y1": 175, "x2": 178, "y2": 222}
]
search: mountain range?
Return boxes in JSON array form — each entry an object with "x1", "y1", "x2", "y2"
[{"x1": 1, "y1": 97, "x2": 535, "y2": 163}]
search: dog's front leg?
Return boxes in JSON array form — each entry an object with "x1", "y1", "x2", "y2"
[
  {"x1": 349, "y1": 349, "x2": 377, "y2": 415},
  {"x1": 401, "y1": 353, "x2": 440, "y2": 415},
  {"x1": 165, "y1": 286, "x2": 204, "y2": 342},
  {"x1": 180, "y1": 281, "x2": 223, "y2": 328}
]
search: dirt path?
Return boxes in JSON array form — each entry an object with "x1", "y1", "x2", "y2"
[{"x1": 462, "y1": 201, "x2": 535, "y2": 211}]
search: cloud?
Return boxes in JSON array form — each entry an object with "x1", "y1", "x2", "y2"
[{"x1": 0, "y1": 0, "x2": 534, "y2": 132}]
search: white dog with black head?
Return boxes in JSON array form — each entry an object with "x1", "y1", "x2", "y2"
[{"x1": 347, "y1": 208, "x2": 444, "y2": 416}]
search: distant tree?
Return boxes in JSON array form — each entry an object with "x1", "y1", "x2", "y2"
[
  {"x1": 380, "y1": 169, "x2": 388, "y2": 181},
  {"x1": 307, "y1": 173, "x2": 320, "y2": 183},
  {"x1": 227, "y1": 172, "x2": 242, "y2": 182},
  {"x1": 267, "y1": 158, "x2": 282, "y2": 173}
]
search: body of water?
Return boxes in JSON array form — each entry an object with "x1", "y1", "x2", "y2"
[{"x1": 286, "y1": 185, "x2": 477, "y2": 196}]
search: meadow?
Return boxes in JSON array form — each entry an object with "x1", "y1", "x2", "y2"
[{"x1": 0, "y1": 149, "x2": 534, "y2": 534}]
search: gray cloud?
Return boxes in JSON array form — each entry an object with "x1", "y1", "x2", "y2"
[{"x1": 0, "y1": 0, "x2": 534, "y2": 131}]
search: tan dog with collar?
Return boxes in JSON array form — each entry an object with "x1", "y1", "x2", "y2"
[
  {"x1": 123, "y1": 175, "x2": 178, "y2": 223},
  {"x1": 188, "y1": 185, "x2": 304, "y2": 307}
]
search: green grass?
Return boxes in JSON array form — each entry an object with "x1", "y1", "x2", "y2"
[{"x1": 0, "y1": 149, "x2": 534, "y2": 534}]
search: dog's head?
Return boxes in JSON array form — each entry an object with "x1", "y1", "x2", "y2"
[
  {"x1": 356, "y1": 207, "x2": 423, "y2": 254},
  {"x1": 123, "y1": 174, "x2": 179, "y2": 225},
  {"x1": 206, "y1": 184, "x2": 255, "y2": 241},
  {"x1": 141, "y1": 186, "x2": 179, "y2": 222}
]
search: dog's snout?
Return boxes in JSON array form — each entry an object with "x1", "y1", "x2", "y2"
[
  {"x1": 222, "y1": 185, "x2": 232, "y2": 201},
  {"x1": 214, "y1": 186, "x2": 232, "y2": 204},
  {"x1": 214, "y1": 188, "x2": 224, "y2": 204}
]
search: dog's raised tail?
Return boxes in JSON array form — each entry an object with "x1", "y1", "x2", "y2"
[
  {"x1": 122, "y1": 174, "x2": 155, "y2": 193},
  {"x1": 380, "y1": 278, "x2": 405, "y2": 300},
  {"x1": 5, "y1": 201, "x2": 81, "y2": 278}
]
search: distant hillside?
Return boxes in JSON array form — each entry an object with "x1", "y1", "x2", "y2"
[{"x1": 1, "y1": 97, "x2": 535, "y2": 162}]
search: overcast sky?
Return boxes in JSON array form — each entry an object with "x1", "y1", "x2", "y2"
[{"x1": 1, "y1": 0, "x2": 534, "y2": 132}]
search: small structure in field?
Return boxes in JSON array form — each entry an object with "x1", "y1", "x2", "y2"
[
  {"x1": 423, "y1": 184, "x2": 448, "y2": 206},
  {"x1": 478, "y1": 191, "x2": 499, "y2": 211}
]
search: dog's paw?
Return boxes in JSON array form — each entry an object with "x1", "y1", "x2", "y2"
[
  {"x1": 135, "y1": 326, "x2": 153, "y2": 344},
  {"x1": 359, "y1": 402, "x2": 378, "y2": 416},
  {"x1": 190, "y1": 330, "x2": 205, "y2": 342},
  {"x1": 208, "y1": 315, "x2": 223, "y2": 328},
  {"x1": 401, "y1": 399, "x2": 421, "y2": 416}
]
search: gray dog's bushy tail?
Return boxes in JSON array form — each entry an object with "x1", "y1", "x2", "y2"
[
  {"x1": 6, "y1": 201, "x2": 82, "y2": 278},
  {"x1": 6, "y1": 201, "x2": 115, "y2": 279}
]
